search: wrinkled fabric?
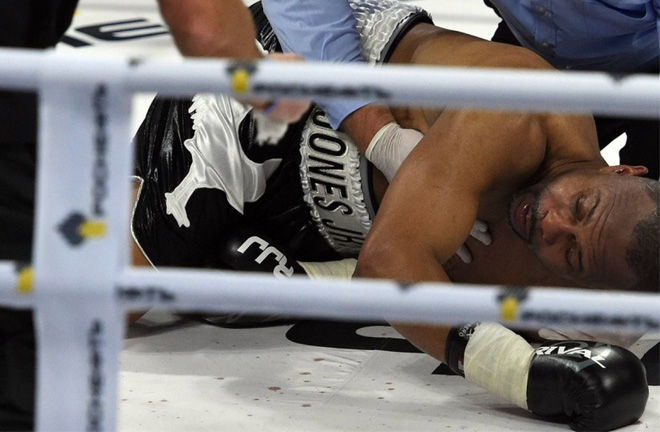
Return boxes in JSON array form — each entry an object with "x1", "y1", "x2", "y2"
[{"x1": 132, "y1": 96, "x2": 341, "y2": 269}]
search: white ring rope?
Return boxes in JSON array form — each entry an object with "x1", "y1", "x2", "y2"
[
  {"x1": 1, "y1": 266, "x2": 659, "y2": 332},
  {"x1": 0, "y1": 48, "x2": 657, "y2": 431},
  {"x1": 0, "y1": 48, "x2": 659, "y2": 117}
]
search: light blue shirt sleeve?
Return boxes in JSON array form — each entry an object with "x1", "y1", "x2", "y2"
[
  {"x1": 261, "y1": 0, "x2": 373, "y2": 129},
  {"x1": 490, "y1": 0, "x2": 659, "y2": 72}
]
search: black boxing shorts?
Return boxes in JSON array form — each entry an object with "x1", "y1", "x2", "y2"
[{"x1": 131, "y1": 94, "x2": 340, "y2": 270}]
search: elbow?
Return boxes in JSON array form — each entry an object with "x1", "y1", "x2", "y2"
[
  {"x1": 354, "y1": 240, "x2": 399, "y2": 280},
  {"x1": 169, "y1": 23, "x2": 220, "y2": 56},
  {"x1": 353, "y1": 254, "x2": 378, "y2": 280}
]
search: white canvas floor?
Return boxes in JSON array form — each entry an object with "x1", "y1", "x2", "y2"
[
  {"x1": 60, "y1": 0, "x2": 655, "y2": 430},
  {"x1": 120, "y1": 312, "x2": 658, "y2": 431}
]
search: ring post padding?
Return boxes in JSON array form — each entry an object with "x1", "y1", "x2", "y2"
[
  {"x1": 32, "y1": 52, "x2": 133, "y2": 432},
  {"x1": 0, "y1": 48, "x2": 656, "y2": 431}
]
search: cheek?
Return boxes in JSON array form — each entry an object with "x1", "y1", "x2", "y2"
[{"x1": 533, "y1": 245, "x2": 566, "y2": 275}]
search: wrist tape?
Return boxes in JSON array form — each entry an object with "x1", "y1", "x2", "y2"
[
  {"x1": 365, "y1": 122, "x2": 422, "y2": 182},
  {"x1": 298, "y1": 259, "x2": 357, "y2": 280},
  {"x1": 463, "y1": 323, "x2": 535, "y2": 410},
  {"x1": 445, "y1": 322, "x2": 481, "y2": 377}
]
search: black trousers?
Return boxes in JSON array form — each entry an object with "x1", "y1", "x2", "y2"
[
  {"x1": 0, "y1": 142, "x2": 37, "y2": 431},
  {"x1": 1, "y1": 0, "x2": 80, "y2": 428},
  {"x1": 0, "y1": 308, "x2": 35, "y2": 431},
  {"x1": 486, "y1": 5, "x2": 659, "y2": 180}
]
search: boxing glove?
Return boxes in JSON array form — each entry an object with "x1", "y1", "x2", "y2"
[
  {"x1": 220, "y1": 228, "x2": 307, "y2": 278},
  {"x1": 202, "y1": 228, "x2": 355, "y2": 327},
  {"x1": 446, "y1": 323, "x2": 649, "y2": 431},
  {"x1": 220, "y1": 227, "x2": 356, "y2": 280},
  {"x1": 528, "y1": 340, "x2": 648, "y2": 431}
]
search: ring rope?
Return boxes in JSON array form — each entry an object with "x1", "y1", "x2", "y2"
[
  {"x1": 0, "y1": 48, "x2": 658, "y2": 117},
  {"x1": 1, "y1": 266, "x2": 658, "y2": 332},
  {"x1": 0, "y1": 48, "x2": 657, "y2": 431}
]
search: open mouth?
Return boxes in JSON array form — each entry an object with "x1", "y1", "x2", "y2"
[{"x1": 511, "y1": 193, "x2": 535, "y2": 242}]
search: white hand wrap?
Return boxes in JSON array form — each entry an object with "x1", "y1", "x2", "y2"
[
  {"x1": 298, "y1": 259, "x2": 357, "y2": 280},
  {"x1": 464, "y1": 323, "x2": 535, "y2": 410},
  {"x1": 365, "y1": 122, "x2": 423, "y2": 182}
]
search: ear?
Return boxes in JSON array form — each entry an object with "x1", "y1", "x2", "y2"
[{"x1": 599, "y1": 165, "x2": 649, "y2": 177}]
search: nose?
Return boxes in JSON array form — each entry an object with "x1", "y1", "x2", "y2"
[{"x1": 540, "y1": 208, "x2": 576, "y2": 245}]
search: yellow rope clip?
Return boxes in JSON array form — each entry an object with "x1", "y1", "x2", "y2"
[
  {"x1": 17, "y1": 267, "x2": 34, "y2": 294},
  {"x1": 500, "y1": 296, "x2": 519, "y2": 322},
  {"x1": 231, "y1": 69, "x2": 250, "y2": 94},
  {"x1": 79, "y1": 220, "x2": 106, "y2": 239}
]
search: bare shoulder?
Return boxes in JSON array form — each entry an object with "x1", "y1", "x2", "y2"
[
  {"x1": 419, "y1": 108, "x2": 547, "y2": 197},
  {"x1": 392, "y1": 23, "x2": 552, "y2": 71},
  {"x1": 392, "y1": 23, "x2": 599, "y2": 186}
]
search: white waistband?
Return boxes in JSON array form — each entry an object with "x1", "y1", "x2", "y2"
[{"x1": 299, "y1": 108, "x2": 374, "y2": 257}]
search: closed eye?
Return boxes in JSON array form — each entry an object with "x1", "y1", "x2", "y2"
[
  {"x1": 585, "y1": 192, "x2": 601, "y2": 222},
  {"x1": 574, "y1": 191, "x2": 601, "y2": 223},
  {"x1": 574, "y1": 195, "x2": 583, "y2": 219}
]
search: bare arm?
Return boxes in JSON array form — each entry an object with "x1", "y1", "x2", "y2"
[
  {"x1": 339, "y1": 105, "x2": 399, "y2": 154},
  {"x1": 354, "y1": 28, "x2": 558, "y2": 291},
  {"x1": 355, "y1": 109, "x2": 543, "y2": 281},
  {"x1": 354, "y1": 109, "x2": 545, "y2": 360},
  {"x1": 157, "y1": 0, "x2": 262, "y2": 59},
  {"x1": 261, "y1": 0, "x2": 412, "y2": 152}
]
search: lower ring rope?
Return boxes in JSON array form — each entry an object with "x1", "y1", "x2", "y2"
[
  {"x1": 0, "y1": 47, "x2": 657, "y2": 431},
  {"x1": 2, "y1": 265, "x2": 657, "y2": 332}
]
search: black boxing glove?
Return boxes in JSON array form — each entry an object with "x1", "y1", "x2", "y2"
[
  {"x1": 198, "y1": 228, "x2": 307, "y2": 327},
  {"x1": 220, "y1": 228, "x2": 307, "y2": 277},
  {"x1": 528, "y1": 340, "x2": 648, "y2": 431},
  {"x1": 221, "y1": 227, "x2": 356, "y2": 280},
  {"x1": 445, "y1": 323, "x2": 648, "y2": 431},
  {"x1": 202, "y1": 228, "x2": 355, "y2": 327}
]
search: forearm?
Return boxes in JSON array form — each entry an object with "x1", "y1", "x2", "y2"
[
  {"x1": 341, "y1": 105, "x2": 397, "y2": 154},
  {"x1": 262, "y1": 0, "x2": 371, "y2": 129},
  {"x1": 354, "y1": 132, "x2": 482, "y2": 283},
  {"x1": 157, "y1": 0, "x2": 262, "y2": 59},
  {"x1": 353, "y1": 237, "x2": 453, "y2": 363},
  {"x1": 353, "y1": 229, "x2": 457, "y2": 363},
  {"x1": 353, "y1": 234, "x2": 450, "y2": 283},
  {"x1": 262, "y1": 0, "x2": 362, "y2": 62}
]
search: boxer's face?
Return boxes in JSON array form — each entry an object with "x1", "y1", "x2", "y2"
[{"x1": 507, "y1": 166, "x2": 656, "y2": 289}]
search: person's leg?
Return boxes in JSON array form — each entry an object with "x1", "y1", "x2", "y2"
[
  {"x1": 483, "y1": 1, "x2": 522, "y2": 47},
  {"x1": 0, "y1": 142, "x2": 36, "y2": 431},
  {"x1": 132, "y1": 97, "x2": 241, "y2": 269},
  {"x1": 0, "y1": 143, "x2": 36, "y2": 262},
  {"x1": 0, "y1": 308, "x2": 35, "y2": 431}
]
